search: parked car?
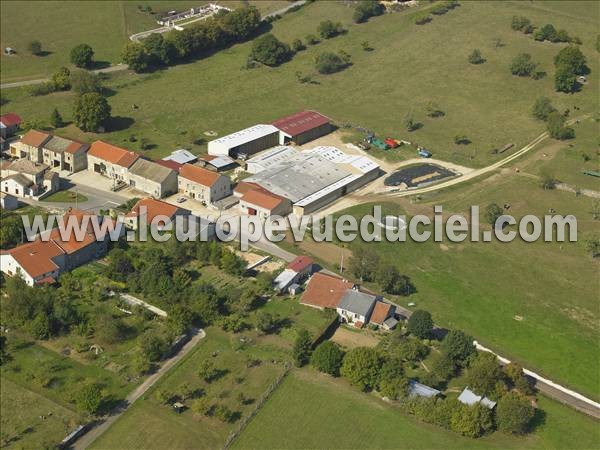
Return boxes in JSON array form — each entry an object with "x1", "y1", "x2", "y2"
[{"x1": 176, "y1": 196, "x2": 187, "y2": 203}]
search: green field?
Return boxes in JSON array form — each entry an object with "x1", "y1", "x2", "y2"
[
  {"x1": 0, "y1": 378, "x2": 81, "y2": 449},
  {"x1": 41, "y1": 189, "x2": 89, "y2": 203},
  {"x1": 0, "y1": 1, "x2": 289, "y2": 82},
  {"x1": 90, "y1": 327, "x2": 289, "y2": 450},
  {"x1": 2, "y1": 1, "x2": 598, "y2": 165},
  {"x1": 233, "y1": 370, "x2": 600, "y2": 449}
]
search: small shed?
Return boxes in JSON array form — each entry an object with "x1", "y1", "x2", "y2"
[
  {"x1": 288, "y1": 283, "x2": 303, "y2": 295},
  {"x1": 458, "y1": 387, "x2": 497, "y2": 409},
  {"x1": 173, "y1": 402, "x2": 185, "y2": 413},
  {"x1": 408, "y1": 380, "x2": 440, "y2": 398}
]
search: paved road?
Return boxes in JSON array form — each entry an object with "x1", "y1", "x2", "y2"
[
  {"x1": 73, "y1": 328, "x2": 206, "y2": 450},
  {"x1": 0, "y1": 64, "x2": 128, "y2": 89}
]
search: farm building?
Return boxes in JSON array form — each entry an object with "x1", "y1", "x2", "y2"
[
  {"x1": 207, "y1": 124, "x2": 280, "y2": 158},
  {"x1": 239, "y1": 188, "x2": 292, "y2": 218},
  {"x1": 273, "y1": 255, "x2": 314, "y2": 293},
  {"x1": 244, "y1": 146, "x2": 380, "y2": 216},
  {"x1": 197, "y1": 154, "x2": 237, "y2": 172},
  {"x1": 163, "y1": 149, "x2": 197, "y2": 165},
  {"x1": 458, "y1": 387, "x2": 497, "y2": 409},
  {"x1": 300, "y1": 272, "x2": 355, "y2": 310},
  {"x1": 41, "y1": 135, "x2": 89, "y2": 173},
  {"x1": 273, "y1": 110, "x2": 332, "y2": 145},
  {"x1": 369, "y1": 301, "x2": 397, "y2": 330},
  {"x1": 178, "y1": 163, "x2": 232, "y2": 203},
  {"x1": 128, "y1": 158, "x2": 178, "y2": 198},
  {"x1": 408, "y1": 380, "x2": 441, "y2": 398},
  {"x1": 87, "y1": 141, "x2": 140, "y2": 184},
  {"x1": 123, "y1": 198, "x2": 190, "y2": 230}
]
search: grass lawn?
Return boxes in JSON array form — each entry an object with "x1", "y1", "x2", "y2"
[
  {"x1": 41, "y1": 190, "x2": 89, "y2": 203},
  {"x1": 2, "y1": 1, "x2": 598, "y2": 165},
  {"x1": 0, "y1": 1, "x2": 289, "y2": 82},
  {"x1": 286, "y1": 169, "x2": 599, "y2": 399},
  {"x1": 0, "y1": 377, "x2": 82, "y2": 449},
  {"x1": 233, "y1": 369, "x2": 600, "y2": 449},
  {"x1": 90, "y1": 327, "x2": 288, "y2": 450}
]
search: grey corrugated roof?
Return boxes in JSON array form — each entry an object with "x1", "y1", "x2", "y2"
[
  {"x1": 408, "y1": 380, "x2": 440, "y2": 398},
  {"x1": 337, "y1": 289, "x2": 376, "y2": 317},
  {"x1": 383, "y1": 317, "x2": 398, "y2": 329},
  {"x1": 129, "y1": 158, "x2": 175, "y2": 183},
  {"x1": 458, "y1": 387, "x2": 496, "y2": 409}
]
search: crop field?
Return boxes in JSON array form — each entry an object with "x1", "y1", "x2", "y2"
[
  {"x1": 2, "y1": 1, "x2": 598, "y2": 165},
  {"x1": 0, "y1": 1, "x2": 288, "y2": 82},
  {"x1": 233, "y1": 369, "x2": 600, "y2": 449}
]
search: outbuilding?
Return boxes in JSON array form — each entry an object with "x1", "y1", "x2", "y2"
[
  {"x1": 128, "y1": 158, "x2": 178, "y2": 198},
  {"x1": 239, "y1": 187, "x2": 291, "y2": 218},
  {"x1": 273, "y1": 110, "x2": 332, "y2": 145},
  {"x1": 207, "y1": 124, "x2": 280, "y2": 158}
]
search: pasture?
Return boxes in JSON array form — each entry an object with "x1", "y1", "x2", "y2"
[
  {"x1": 233, "y1": 369, "x2": 600, "y2": 449},
  {"x1": 1, "y1": 1, "x2": 598, "y2": 165}
]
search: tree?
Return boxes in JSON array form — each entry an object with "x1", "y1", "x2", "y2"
[
  {"x1": 414, "y1": 13, "x2": 432, "y2": 25},
  {"x1": 441, "y1": 330, "x2": 475, "y2": 366},
  {"x1": 311, "y1": 341, "x2": 345, "y2": 376},
  {"x1": 73, "y1": 92, "x2": 111, "y2": 132},
  {"x1": 341, "y1": 347, "x2": 382, "y2": 391},
  {"x1": 122, "y1": 42, "x2": 150, "y2": 73},
  {"x1": 450, "y1": 403, "x2": 494, "y2": 437},
  {"x1": 219, "y1": 249, "x2": 246, "y2": 276},
  {"x1": 484, "y1": 203, "x2": 503, "y2": 226},
  {"x1": 0, "y1": 335, "x2": 8, "y2": 365},
  {"x1": 198, "y1": 360, "x2": 220, "y2": 383},
  {"x1": 291, "y1": 39, "x2": 305, "y2": 53},
  {"x1": 353, "y1": 0, "x2": 385, "y2": 24},
  {"x1": 250, "y1": 33, "x2": 291, "y2": 66},
  {"x1": 466, "y1": 352, "x2": 504, "y2": 395},
  {"x1": 30, "y1": 313, "x2": 51, "y2": 340},
  {"x1": 70, "y1": 43, "x2": 94, "y2": 68},
  {"x1": 0, "y1": 215, "x2": 23, "y2": 250},
  {"x1": 317, "y1": 20, "x2": 344, "y2": 39},
  {"x1": 256, "y1": 311, "x2": 278, "y2": 334},
  {"x1": 395, "y1": 337, "x2": 429, "y2": 362},
  {"x1": 425, "y1": 101, "x2": 444, "y2": 118},
  {"x1": 51, "y1": 66, "x2": 71, "y2": 91},
  {"x1": 70, "y1": 69, "x2": 102, "y2": 95},
  {"x1": 75, "y1": 383, "x2": 103, "y2": 415},
  {"x1": 347, "y1": 246, "x2": 379, "y2": 282},
  {"x1": 504, "y1": 362, "x2": 534, "y2": 395},
  {"x1": 315, "y1": 52, "x2": 347, "y2": 74},
  {"x1": 468, "y1": 49, "x2": 485, "y2": 64},
  {"x1": 496, "y1": 392, "x2": 535, "y2": 434},
  {"x1": 27, "y1": 40, "x2": 42, "y2": 55},
  {"x1": 142, "y1": 33, "x2": 176, "y2": 66},
  {"x1": 546, "y1": 111, "x2": 574, "y2": 140},
  {"x1": 106, "y1": 248, "x2": 134, "y2": 281},
  {"x1": 377, "y1": 356, "x2": 407, "y2": 399},
  {"x1": 511, "y1": 16, "x2": 531, "y2": 32},
  {"x1": 292, "y1": 329, "x2": 312, "y2": 367},
  {"x1": 554, "y1": 64, "x2": 578, "y2": 93},
  {"x1": 431, "y1": 353, "x2": 456, "y2": 381},
  {"x1": 403, "y1": 111, "x2": 418, "y2": 131},
  {"x1": 139, "y1": 330, "x2": 167, "y2": 362},
  {"x1": 534, "y1": 23, "x2": 557, "y2": 42},
  {"x1": 406, "y1": 310, "x2": 433, "y2": 339},
  {"x1": 531, "y1": 97, "x2": 556, "y2": 121},
  {"x1": 376, "y1": 264, "x2": 412, "y2": 295},
  {"x1": 510, "y1": 53, "x2": 537, "y2": 76},
  {"x1": 50, "y1": 108, "x2": 63, "y2": 128}
]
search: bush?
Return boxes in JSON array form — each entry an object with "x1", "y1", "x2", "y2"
[
  {"x1": 291, "y1": 38, "x2": 305, "y2": 53},
  {"x1": 250, "y1": 33, "x2": 291, "y2": 66},
  {"x1": 28, "y1": 82, "x2": 56, "y2": 97},
  {"x1": 510, "y1": 53, "x2": 537, "y2": 77},
  {"x1": 311, "y1": 341, "x2": 344, "y2": 376},
  {"x1": 546, "y1": 111, "x2": 574, "y2": 140},
  {"x1": 51, "y1": 66, "x2": 71, "y2": 91},
  {"x1": 70, "y1": 43, "x2": 94, "y2": 68},
  {"x1": 465, "y1": 352, "x2": 504, "y2": 395},
  {"x1": 414, "y1": 13, "x2": 432, "y2": 25},
  {"x1": 450, "y1": 403, "x2": 494, "y2": 437},
  {"x1": 484, "y1": 203, "x2": 503, "y2": 226},
  {"x1": 441, "y1": 330, "x2": 475, "y2": 366},
  {"x1": 75, "y1": 383, "x2": 103, "y2": 415},
  {"x1": 496, "y1": 392, "x2": 535, "y2": 434},
  {"x1": 292, "y1": 329, "x2": 312, "y2": 367},
  {"x1": 531, "y1": 97, "x2": 556, "y2": 121},
  {"x1": 406, "y1": 310, "x2": 433, "y2": 339},
  {"x1": 70, "y1": 69, "x2": 102, "y2": 95},
  {"x1": 353, "y1": 0, "x2": 385, "y2": 24},
  {"x1": 315, "y1": 52, "x2": 348, "y2": 74},
  {"x1": 305, "y1": 34, "x2": 319, "y2": 45},
  {"x1": 468, "y1": 49, "x2": 485, "y2": 65},
  {"x1": 317, "y1": 20, "x2": 344, "y2": 39},
  {"x1": 511, "y1": 16, "x2": 531, "y2": 32}
]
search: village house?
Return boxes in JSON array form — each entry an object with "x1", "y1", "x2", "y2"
[
  {"x1": 1, "y1": 159, "x2": 58, "y2": 198},
  {"x1": 336, "y1": 289, "x2": 378, "y2": 328},
  {"x1": 0, "y1": 192, "x2": 18, "y2": 210},
  {"x1": 40, "y1": 135, "x2": 89, "y2": 173},
  {"x1": 87, "y1": 140, "x2": 140, "y2": 184},
  {"x1": 9, "y1": 129, "x2": 51, "y2": 160},
  {"x1": 128, "y1": 158, "x2": 178, "y2": 198},
  {"x1": 0, "y1": 209, "x2": 116, "y2": 286},
  {"x1": 0, "y1": 113, "x2": 22, "y2": 150},
  {"x1": 178, "y1": 163, "x2": 232, "y2": 204},
  {"x1": 369, "y1": 301, "x2": 398, "y2": 330},
  {"x1": 123, "y1": 197, "x2": 190, "y2": 230},
  {"x1": 300, "y1": 272, "x2": 355, "y2": 310}
]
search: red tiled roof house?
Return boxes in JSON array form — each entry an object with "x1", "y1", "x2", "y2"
[
  {"x1": 178, "y1": 163, "x2": 232, "y2": 204},
  {"x1": 87, "y1": 140, "x2": 140, "y2": 183}
]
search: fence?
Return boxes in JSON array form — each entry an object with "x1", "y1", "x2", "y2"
[{"x1": 222, "y1": 362, "x2": 292, "y2": 449}]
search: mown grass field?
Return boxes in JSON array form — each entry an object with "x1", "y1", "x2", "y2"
[
  {"x1": 0, "y1": 1, "x2": 288, "y2": 82},
  {"x1": 2, "y1": 1, "x2": 598, "y2": 166},
  {"x1": 307, "y1": 169, "x2": 600, "y2": 399},
  {"x1": 90, "y1": 327, "x2": 289, "y2": 450},
  {"x1": 0, "y1": 378, "x2": 81, "y2": 449},
  {"x1": 233, "y1": 369, "x2": 600, "y2": 450}
]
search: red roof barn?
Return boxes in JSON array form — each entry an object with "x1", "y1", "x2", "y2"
[{"x1": 272, "y1": 110, "x2": 332, "y2": 145}]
